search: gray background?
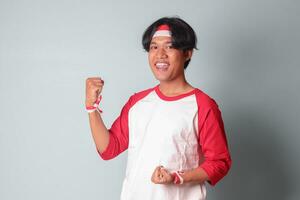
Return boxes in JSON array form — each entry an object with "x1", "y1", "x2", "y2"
[{"x1": 0, "y1": 0, "x2": 299, "y2": 199}]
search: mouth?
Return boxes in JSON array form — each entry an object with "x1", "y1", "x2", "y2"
[{"x1": 155, "y1": 62, "x2": 169, "y2": 71}]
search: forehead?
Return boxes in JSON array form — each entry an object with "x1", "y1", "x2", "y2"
[{"x1": 150, "y1": 36, "x2": 172, "y2": 44}]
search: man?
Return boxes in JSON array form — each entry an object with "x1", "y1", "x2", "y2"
[{"x1": 85, "y1": 17, "x2": 231, "y2": 200}]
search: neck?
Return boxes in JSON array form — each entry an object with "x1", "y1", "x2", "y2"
[{"x1": 158, "y1": 76, "x2": 193, "y2": 95}]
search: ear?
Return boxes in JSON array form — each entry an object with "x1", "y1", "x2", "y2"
[{"x1": 184, "y1": 50, "x2": 193, "y2": 61}]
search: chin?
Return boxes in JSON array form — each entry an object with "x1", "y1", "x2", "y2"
[
  {"x1": 151, "y1": 69, "x2": 172, "y2": 82},
  {"x1": 154, "y1": 76, "x2": 170, "y2": 82}
]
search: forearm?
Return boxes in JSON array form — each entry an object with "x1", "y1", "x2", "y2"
[
  {"x1": 181, "y1": 167, "x2": 210, "y2": 184},
  {"x1": 151, "y1": 166, "x2": 210, "y2": 185},
  {"x1": 88, "y1": 111, "x2": 110, "y2": 153}
]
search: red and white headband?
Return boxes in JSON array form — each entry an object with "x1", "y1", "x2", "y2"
[{"x1": 152, "y1": 24, "x2": 172, "y2": 38}]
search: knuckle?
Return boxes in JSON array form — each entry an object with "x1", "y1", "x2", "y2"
[
  {"x1": 88, "y1": 81, "x2": 94, "y2": 86},
  {"x1": 86, "y1": 80, "x2": 92, "y2": 85}
]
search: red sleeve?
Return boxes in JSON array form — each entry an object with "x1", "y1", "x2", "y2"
[
  {"x1": 197, "y1": 99, "x2": 232, "y2": 186},
  {"x1": 97, "y1": 95, "x2": 133, "y2": 160}
]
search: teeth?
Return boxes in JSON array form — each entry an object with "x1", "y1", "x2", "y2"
[{"x1": 156, "y1": 62, "x2": 169, "y2": 69}]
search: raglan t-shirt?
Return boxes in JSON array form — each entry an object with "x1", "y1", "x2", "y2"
[{"x1": 98, "y1": 85, "x2": 231, "y2": 200}]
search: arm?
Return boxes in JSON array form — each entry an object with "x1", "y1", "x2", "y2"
[
  {"x1": 198, "y1": 103, "x2": 232, "y2": 186},
  {"x1": 88, "y1": 101, "x2": 131, "y2": 160},
  {"x1": 86, "y1": 77, "x2": 131, "y2": 160},
  {"x1": 87, "y1": 98, "x2": 132, "y2": 160},
  {"x1": 86, "y1": 77, "x2": 110, "y2": 154},
  {"x1": 88, "y1": 110, "x2": 110, "y2": 153},
  {"x1": 179, "y1": 167, "x2": 209, "y2": 184},
  {"x1": 151, "y1": 101, "x2": 231, "y2": 186},
  {"x1": 151, "y1": 166, "x2": 209, "y2": 185}
]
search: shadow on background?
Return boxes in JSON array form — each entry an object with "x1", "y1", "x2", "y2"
[
  {"x1": 213, "y1": 109, "x2": 292, "y2": 200},
  {"x1": 208, "y1": 21, "x2": 299, "y2": 199}
]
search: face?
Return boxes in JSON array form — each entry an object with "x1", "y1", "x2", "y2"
[{"x1": 148, "y1": 36, "x2": 192, "y2": 84}]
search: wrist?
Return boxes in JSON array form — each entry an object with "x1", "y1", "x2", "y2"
[
  {"x1": 172, "y1": 171, "x2": 184, "y2": 185},
  {"x1": 85, "y1": 100, "x2": 95, "y2": 107},
  {"x1": 85, "y1": 95, "x2": 103, "y2": 114}
]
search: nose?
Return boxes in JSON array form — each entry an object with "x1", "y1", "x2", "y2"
[{"x1": 156, "y1": 47, "x2": 167, "y2": 59}]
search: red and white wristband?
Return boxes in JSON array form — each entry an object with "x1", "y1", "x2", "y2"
[
  {"x1": 172, "y1": 171, "x2": 184, "y2": 185},
  {"x1": 85, "y1": 95, "x2": 103, "y2": 113}
]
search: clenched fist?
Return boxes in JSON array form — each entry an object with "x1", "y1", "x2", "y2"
[
  {"x1": 85, "y1": 77, "x2": 104, "y2": 107},
  {"x1": 151, "y1": 166, "x2": 174, "y2": 184}
]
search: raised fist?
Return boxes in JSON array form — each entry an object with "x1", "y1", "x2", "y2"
[{"x1": 85, "y1": 77, "x2": 104, "y2": 107}]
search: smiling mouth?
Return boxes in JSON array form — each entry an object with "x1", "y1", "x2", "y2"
[{"x1": 155, "y1": 62, "x2": 169, "y2": 71}]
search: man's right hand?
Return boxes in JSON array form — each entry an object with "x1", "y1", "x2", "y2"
[{"x1": 85, "y1": 77, "x2": 104, "y2": 107}]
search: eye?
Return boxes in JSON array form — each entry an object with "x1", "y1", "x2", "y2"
[
  {"x1": 149, "y1": 45, "x2": 158, "y2": 50},
  {"x1": 166, "y1": 44, "x2": 174, "y2": 49}
]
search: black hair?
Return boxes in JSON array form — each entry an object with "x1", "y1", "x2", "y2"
[{"x1": 142, "y1": 17, "x2": 198, "y2": 69}]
